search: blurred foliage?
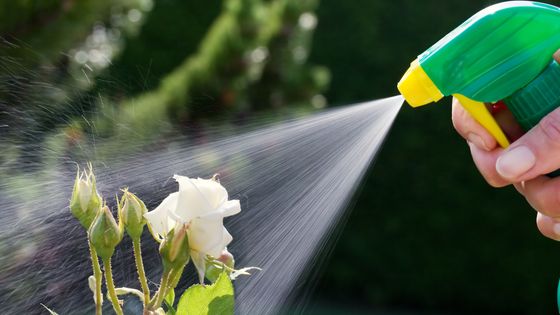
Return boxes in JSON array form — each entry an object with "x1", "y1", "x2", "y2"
[
  {"x1": 308, "y1": 0, "x2": 560, "y2": 314},
  {"x1": 85, "y1": 0, "x2": 329, "y2": 154},
  {"x1": 0, "y1": 0, "x2": 328, "y2": 164},
  {"x1": 0, "y1": 0, "x2": 60, "y2": 35},
  {"x1": 0, "y1": 0, "x2": 136, "y2": 66},
  {"x1": 0, "y1": 0, "x2": 148, "y2": 169},
  {"x1": 95, "y1": 0, "x2": 222, "y2": 97}
]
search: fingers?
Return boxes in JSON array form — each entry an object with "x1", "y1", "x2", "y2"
[
  {"x1": 515, "y1": 176, "x2": 560, "y2": 217},
  {"x1": 468, "y1": 142, "x2": 509, "y2": 187},
  {"x1": 536, "y1": 212, "x2": 560, "y2": 241},
  {"x1": 452, "y1": 96, "x2": 522, "y2": 187},
  {"x1": 453, "y1": 48, "x2": 560, "y2": 242},
  {"x1": 515, "y1": 177, "x2": 560, "y2": 241},
  {"x1": 495, "y1": 106, "x2": 560, "y2": 181},
  {"x1": 492, "y1": 106, "x2": 525, "y2": 142},
  {"x1": 451, "y1": 98, "x2": 524, "y2": 151},
  {"x1": 451, "y1": 98, "x2": 497, "y2": 151}
]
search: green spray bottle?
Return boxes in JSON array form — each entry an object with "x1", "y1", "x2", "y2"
[
  {"x1": 397, "y1": 1, "x2": 560, "y2": 309},
  {"x1": 398, "y1": 1, "x2": 560, "y2": 149}
]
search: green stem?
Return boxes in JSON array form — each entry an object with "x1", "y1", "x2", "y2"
[
  {"x1": 150, "y1": 270, "x2": 171, "y2": 310},
  {"x1": 169, "y1": 267, "x2": 184, "y2": 298},
  {"x1": 132, "y1": 238, "x2": 150, "y2": 305},
  {"x1": 103, "y1": 258, "x2": 124, "y2": 315},
  {"x1": 88, "y1": 241, "x2": 103, "y2": 315}
]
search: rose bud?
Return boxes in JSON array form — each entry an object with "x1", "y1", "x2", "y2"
[
  {"x1": 119, "y1": 190, "x2": 148, "y2": 239},
  {"x1": 159, "y1": 223, "x2": 190, "y2": 272},
  {"x1": 89, "y1": 205, "x2": 123, "y2": 260},
  {"x1": 70, "y1": 164, "x2": 102, "y2": 229}
]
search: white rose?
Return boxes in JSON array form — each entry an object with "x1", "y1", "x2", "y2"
[{"x1": 144, "y1": 175, "x2": 240, "y2": 280}]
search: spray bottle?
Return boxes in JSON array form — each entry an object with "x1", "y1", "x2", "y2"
[
  {"x1": 397, "y1": 1, "x2": 560, "y2": 309},
  {"x1": 398, "y1": 1, "x2": 560, "y2": 148}
]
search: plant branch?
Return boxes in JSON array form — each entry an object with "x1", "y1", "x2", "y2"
[
  {"x1": 102, "y1": 258, "x2": 124, "y2": 315},
  {"x1": 88, "y1": 240, "x2": 103, "y2": 315},
  {"x1": 133, "y1": 237, "x2": 150, "y2": 306},
  {"x1": 149, "y1": 269, "x2": 171, "y2": 310}
]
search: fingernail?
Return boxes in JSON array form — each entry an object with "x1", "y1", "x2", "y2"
[
  {"x1": 496, "y1": 146, "x2": 536, "y2": 179},
  {"x1": 553, "y1": 223, "x2": 560, "y2": 236},
  {"x1": 467, "y1": 133, "x2": 489, "y2": 151}
]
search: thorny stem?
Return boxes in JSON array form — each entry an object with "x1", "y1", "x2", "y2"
[
  {"x1": 149, "y1": 269, "x2": 171, "y2": 310},
  {"x1": 133, "y1": 237, "x2": 151, "y2": 306},
  {"x1": 88, "y1": 240, "x2": 103, "y2": 315},
  {"x1": 169, "y1": 264, "x2": 185, "y2": 289},
  {"x1": 103, "y1": 258, "x2": 124, "y2": 315}
]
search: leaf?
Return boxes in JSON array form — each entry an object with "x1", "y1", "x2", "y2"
[
  {"x1": 165, "y1": 300, "x2": 177, "y2": 315},
  {"x1": 165, "y1": 288, "x2": 177, "y2": 315},
  {"x1": 114, "y1": 287, "x2": 145, "y2": 302},
  {"x1": 165, "y1": 288, "x2": 176, "y2": 306},
  {"x1": 41, "y1": 304, "x2": 59, "y2": 315},
  {"x1": 229, "y1": 266, "x2": 261, "y2": 281},
  {"x1": 176, "y1": 272, "x2": 234, "y2": 315}
]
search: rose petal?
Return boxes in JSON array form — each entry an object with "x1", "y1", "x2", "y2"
[
  {"x1": 188, "y1": 218, "x2": 225, "y2": 257},
  {"x1": 197, "y1": 200, "x2": 241, "y2": 220},
  {"x1": 173, "y1": 175, "x2": 228, "y2": 216},
  {"x1": 221, "y1": 227, "x2": 233, "y2": 251},
  {"x1": 144, "y1": 192, "x2": 178, "y2": 237},
  {"x1": 173, "y1": 176, "x2": 211, "y2": 219},
  {"x1": 190, "y1": 250, "x2": 206, "y2": 283},
  {"x1": 78, "y1": 180, "x2": 92, "y2": 212},
  {"x1": 221, "y1": 200, "x2": 241, "y2": 217},
  {"x1": 192, "y1": 177, "x2": 228, "y2": 206}
]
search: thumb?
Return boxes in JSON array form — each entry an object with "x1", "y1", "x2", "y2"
[{"x1": 495, "y1": 106, "x2": 560, "y2": 182}]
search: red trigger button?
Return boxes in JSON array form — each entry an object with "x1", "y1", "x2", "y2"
[{"x1": 491, "y1": 101, "x2": 508, "y2": 115}]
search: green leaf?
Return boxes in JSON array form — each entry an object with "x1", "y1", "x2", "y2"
[
  {"x1": 165, "y1": 288, "x2": 177, "y2": 315},
  {"x1": 165, "y1": 288, "x2": 176, "y2": 306},
  {"x1": 41, "y1": 304, "x2": 59, "y2": 315},
  {"x1": 176, "y1": 272, "x2": 234, "y2": 315},
  {"x1": 165, "y1": 300, "x2": 177, "y2": 315}
]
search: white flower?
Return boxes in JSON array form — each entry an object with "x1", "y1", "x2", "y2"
[{"x1": 144, "y1": 175, "x2": 240, "y2": 281}]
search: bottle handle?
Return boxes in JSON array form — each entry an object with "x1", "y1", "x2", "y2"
[{"x1": 453, "y1": 94, "x2": 510, "y2": 148}]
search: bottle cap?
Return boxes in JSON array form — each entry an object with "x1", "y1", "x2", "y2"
[
  {"x1": 505, "y1": 60, "x2": 560, "y2": 131},
  {"x1": 398, "y1": 59, "x2": 444, "y2": 107}
]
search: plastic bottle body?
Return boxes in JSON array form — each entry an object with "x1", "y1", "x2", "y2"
[{"x1": 420, "y1": 1, "x2": 560, "y2": 102}]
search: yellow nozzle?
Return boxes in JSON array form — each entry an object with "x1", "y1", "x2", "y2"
[{"x1": 397, "y1": 59, "x2": 444, "y2": 107}]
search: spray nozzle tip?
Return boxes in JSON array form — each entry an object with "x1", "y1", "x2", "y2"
[{"x1": 397, "y1": 59, "x2": 443, "y2": 107}]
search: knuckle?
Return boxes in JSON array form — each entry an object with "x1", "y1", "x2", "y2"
[{"x1": 538, "y1": 110, "x2": 560, "y2": 146}]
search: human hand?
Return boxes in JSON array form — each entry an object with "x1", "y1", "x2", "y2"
[{"x1": 451, "y1": 49, "x2": 560, "y2": 240}]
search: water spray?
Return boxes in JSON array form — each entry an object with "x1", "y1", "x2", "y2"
[{"x1": 5, "y1": 1, "x2": 560, "y2": 314}]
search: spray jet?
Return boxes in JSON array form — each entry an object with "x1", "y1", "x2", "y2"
[{"x1": 398, "y1": 1, "x2": 560, "y2": 148}]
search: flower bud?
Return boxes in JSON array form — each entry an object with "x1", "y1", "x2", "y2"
[
  {"x1": 89, "y1": 205, "x2": 123, "y2": 260},
  {"x1": 159, "y1": 224, "x2": 190, "y2": 272},
  {"x1": 119, "y1": 190, "x2": 148, "y2": 239},
  {"x1": 70, "y1": 164, "x2": 102, "y2": 229},
  {"x1": 205, "y1": 249, "x2": 235, "y2": 283}
]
